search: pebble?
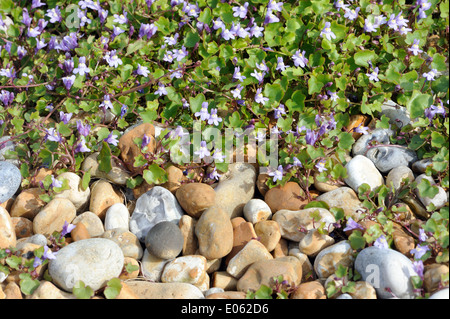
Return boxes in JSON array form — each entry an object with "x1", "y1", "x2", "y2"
[
  {"x1": 226, "y1": 217, "x2": 258, "y2": 264},
  {"x1": 33, "y1": 198, "x2": 76, "y2": 237},
  {"x1": 212, "y1": 163, "x2": 256, "y2": 219},
  {"x1": 0, "y1": 136, "x2": 20, "y2": 167},
  {"x1": 243, "y1": 199, "x2": 272, "y2": 224},
  {"x1": 3, "y1": 282, "x2": 22, "y2": 299},
  {"x1": 0, "y1": 206, "x2": 16, "y2": 249},
  {"x1": 72, "y1": 211, "x2": 105, "y2": 237},
  {"x1": 226, "y1": 239, "x2": 273, "y2": 278},
  {"x1": 354, "y1": 246, "x2": 419, "y2": 299},
  {"x1": 175, "y1": 182, "x2": 215, "y2": 218},
  {"x1": 288, "y1": 248, "x2": 314, "y2": 282},
  {"x1": 365, "y1": 146, "x2": 418, "y2": 173},
  {"x1": 386, "y1": 166, "x2": 415, "y2": 191},
  {"x1": 412, "y1": 158, "x2": 433, "y2": 174},
  {"x1": 70, "y1": 222, "x2": 90, "y2": 242},
  {"x1": 28, "y1": 281, "x2": 76, "y2": 299},
  {"x1": 313, "y1": 240, "x2": 354, "y2": 279},
  {"x1": 299, "y1": 229, "x2": 335, "y2": 257},
  {"x1": 272, "y1": 208, "x2": 336, "y2": 242},
  {"x1": 145, "y1": 221, "x2": 184, "y2": 260},
  {"x1": 347, "y1": 114, "x2": 370, "y2": 140},
  {"x1": 291, "y1": 280, "x2": 326, "y2": 299},
  {"x1": 428, "y1": 288, "x2": 449, "y2": 299},
  {"x1": 161, "y1": 165, "x2": 185, "y2": 194},
  {"x1": 101, "y1": 228, "x2": 143, "y2": 260},
  {"x1": 0, "y1": 161, "x2": 22, "y2": 204},
  {"x1": 10, "y1": 188, "x2": 46, "y2": 220},
  {"x1": 161, "y1": 255, "x2": 208, "y2": 289},
  {"x1": 89, "y1": 179, "x2": 123, "y2": 220},
  {"x1": 254, "y1": 220, "x2": 281, "y2": 252},
  {"x1": 424, "y1": 264, "x2": 449, "y2": 293},
  {"x1": 125, "y1": 280, "x2": 205, "y2": 299},
  {"x1": 315, "y1": 187, "x2": 364, "y2": 220},
  {"x1": 53, "y1": 172, "x2": 90, "y2": 211},
  {"x1": 212, "y1": 271, "x2": 238, "y2": 291},
  {"x1": 195, "y1": 206, "x2": 233, "y2": 260},
  {"x1": 349, "y1": 281, "x2": 377, "y2": 299},
  {"x1": 313, "y1": 171, "x2": 341, "y2": 193},
  {"x1": 336, "y1": 293, "x2": 353, "y2": 299},
  {"x1": 344, "y1": 155, "x2": 384, "y2": 192},
  {"x1": 129, "y1": 186, "x2": 184, "y2": 242},
  {"x1": 178, "y1": 215, "x2": 198, "y2": 256},
  {"x1": 140, "y1": 250, "x2": 170, "y2": 282},
  {"x1": 392, "y1": 229, "x2": 415, "y2": 257},
  {"x1": 256, "y1": 173, "x2": 270, "y2": 196},
  {"x1": 264, "y1": 181, "x2": 308, "y2": 213},
  {"x1": 206, "y1": 291, "x2": 246, "y2": 299},
  {"x1": 352, "y1": 128, "x2": 393, "y2": 156},
  {"x1": 104, "y1": 203, "x2": 130, "y2": 231},
  {"x1": 11, "y1": 216, "x2": 33, "y2": 239},
  {"x1": 380, "y1": 100, "x2": 412, "y2": 129},
  {"x1": 48, "y1": 238, "x2": 124, "y2": 292},
  {"x1": 120, "y1": 257, "x2": 140, "y2": 280},
  {"x1": 82, "y1": 152, "x2": 131, "y2": 185}
]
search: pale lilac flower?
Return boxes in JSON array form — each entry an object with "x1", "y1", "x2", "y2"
[
  {"x1": 58, "y1": 33, "x2": 79, "y2": 52},
  {"x1": 398, "y1": 25, "x2": 412, "y2": 35},
  {"x1": 212, "y1": 18, "x2": 225, "y2": 31},
  {"x1": 343, "y1": 217, "x2": 365, "y2": 232},
  {"x1": 413, "y1": 260, "x2": 424, "y2": 279},
  {"x1": 33, "y1": 257, "x2": 43, "y2": 268},
  {"x1": 387, "y1": 13, "x2": 399, "y2": 30},
  {"x1": 184, "y1": 3, "x2": 200, "y2": 17},
  {"x1": 27, "y1": 27, "x2": 42, "y2": 38},
  {"x1": 17, "y1": 46, "x2": 27, "y2": 59},
  {"x1": 408, "y1": 39, "x2": 423, "y2": 56},
  {"x1": 113, "y1": 11, "x2": 128, "y2": 24},
  {"x1": 268, "y1": 0, "x2": 283, "y2": 12},
  {"x1": 233, "y1": 67, "x2": 246, "y2": 82},
  {"x1": 208, "y1": 109, "x2": 222, "y2": 126},
  {"x1": 251, "y1": 69, "x2": 265, "y2": 83},
  {"x1": 163, "y1": 50, "x2": 175, "y2": 63},
  {"x1": 78, "y1": 9, "x2": 91, "y2": 27},
  {"x1": 354, "y1": 123, "x2": 369, "y2": 135},
  {"x1": 73, "y1": 57, "x2": 90, "y2": 76},
  {"x1": 327, "y1": 91, "x2": 338, "y2": 102},
  {"x1": 104, "y1": 132, "x2": 119, "y2": 146},
  {"x1": 76, "y1": 120, "x2": 91, "y2": 137},
  {"x1": 164, "y1": 33, "x2": 179, "y2": 46},
  {"x1": 423, "y1": 69, "x2": 438, "y2": 81},
  {"x1": 233, "y1": 23, "x2": 250, "y2": 38},
  {"x1": 334, "y1": 0, "x2": 349, "y2": 11},
  {"x1": 395, "y1": 12, "x2": 409, "y2": 28},
  {"x1": 344, "y1": 7, "x2": 360, "y2": 21},
  {"x1": 195, "y1": 102, "x2": 211, "y2": 121},
  {"x1": 74, "y1": 138, "x2": 91, "y2": 153},
  {"x1": 425, "y1": 102, "x2": 446, "y2": 120},
  {"x1": 264, "y1": 10, "x2": 280, "y2": 24},
  {"x1": 269, "y1": 165, "x2": 284, "y2": 183},
  {"x1": 417, "y1": 0, "x2": 432, "y2": 20},
  {"x1": 61, "y1": 221, "x2": 76, "y2": 237},
  {"x1": 233, "y1": 2, "x2": 249, "y2": 19},
  {"x1": 364, "y1": 19, "x2": 378, "y2": 33},
  {"x1": 43, "y1": 245, "x2": 57, "y2": 260},
  {"x1": 221, "y1": 28, "x2": 236, "y2": 40},
  {"x1": 98, "y1": 8, "x2": 108, "y2": 23},
  {"x1": 142, "y1": 134, "x2": 151, "y2": 147},
  {"x1": 231, "y1": 85, "x2": 243, "y2": 99},
  {"x1": 315, "y1": 159, "x2": 327, "y2": 172},
  {"x1": 62, "y1": 75, "x2": 76, "y2": 90},
  {"x1": 256, "y1": 61, "x2": 269, "y2": 73},
  {"x1": 36, "y1": 38, "x2": 47, "y2": 50},
  {"x1": 271, "y1": 125, "x2": 281, "y2": 135},
  {"x1": 31, "y1": 0, "x2": 46, "y2": 9},
  {"x1": 419, "y1": 228, "x2": 428, "y2": 242},
  {"x1": 293, "y1": 157, "x2": 302, "y2": 167},
  {"x1": 194, "y1": 141, "x2": 210, "y2": 159},
  {"x1": 276, "y1": 57, "x2": 288, "y2": 72},
  {"x1": 305, "y1": 129, "x2": 318, "y2": 145},
  {"x1": 22, "y1": 8, "x2": 32, "y2": 26},
  {"x1": 46, "y1": 6, "x2": 62, "y2": 23},
  {"x1": 273, "y1": 104, "x2": 286, "y2": 119},
  {"x1": 209, "y1": 167, "x2": 221, "y2": 180},
  {"x1": 0, "y1": 67, "x2": 15, "y2": 79},
  {"x1": 59, "y1": 111, "x2": 72, "y2": 124},
  {"x1": 249, "y1": 25, "x2": 264, "y2": 38},
  {"x1": 212, "y1": 148, "x2": 226, "y2": 163},
  {"x1": 320, "y1": 22, "x2": 336, "y2": 41},
  {"x1": 410, "y1": 244, "x2": 430, "y2": 259},
  {"x1": 100, "y1": 95, "x2": 114, "y2": 110},
  {"x1": 173, "y1": 46, "x2": 188, "y2": 61},
  {"x1": 155, "y1": 83, "x2": 168, "y2": 96},
  {"x1": 139, "y1": 23, "x2": 158, "y2": 39},
  {"x1": 169, "y1": 69, "x2": 183, "y2": 79},
  {"x1": 374, "y1": 15, "x2": 387, "y2": 28},
  {"x1": 254, "y1": 88, "x2": 268, "y2": 105},
  {"x1": 374, "y1": 235, "x2": 389, "y2": 249},
  {"x1": 112, "y1": 26, "x2": 125, "y2": 37},
  {"x1": 293, "y1": 50, "x2": 308, "y2": 68},
  {"x1": 45, "y1": 128, "x2": 63, "y2": 143},
  {"x1": 51, "y1": 175, "x2": 63, "y2": 188},
  {"x1": 0, "y1": 90, "x2": 14, "y2": 106},
  {"x1": 104, "y1": 50, "x2": 123, "y2": 68},
  {"x1": 136, "y1": 64, "x2": 150, "y2": 77},
  {"x1": 366, "y1": 67, "x2": 380, "y2": 82},
  {"x1": 171, "y1": 126, "x2": 189, "y2": 139}
]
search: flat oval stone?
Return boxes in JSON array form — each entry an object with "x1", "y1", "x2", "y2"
[
  {"x1": 104, "y1": 203, "x2": 130, "y2": 231},
  {"x1": 0, "y1": 206, "x2": 16, "y2": 249},
  {"x1": 344, "y1": 155, "x2": 384, "y2": 192},
  {"x1": 0, "y1": 161, "x2": 22, "y2": 204},
  {"x1": 352, "y1": 128, "x2": 393, "y2": 157},
  {"x1": 0, "y1": 136, "x2": 19, "y2": 167},
  {"x1": 48, "y1": 238, "x2": 124, "y2": 292},
  {"x1": 145, "y1": 221, "x2": 184, "y2": 259},
  {"x1": 366, "y1": 146, "x2": 418, "y2": 173}
]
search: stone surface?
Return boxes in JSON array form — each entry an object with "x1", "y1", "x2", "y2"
[
  {"x1": 161, "y1": 165, "x2": 185, "y2": 193},
  {"x1": 119, "y1": 257, "x2": 140, "y2": 280},
  {"x1": 118, "y1": 122, "x2": 156, "y2": 173},
  {"x1": 313, "y1": 171, "x2": 341, "y2": 193},
  {"x1": 89, "y1": 179, "x2": 123, "y2": 220},
  {"x1": 428, "y1": 288, "x2": 449, "y2": 299},
  {"x1": 291, "y1": 280, "x2": 326, "y2": 299},
  {"x1": 298, "y1": 229, "x2": 335, "y2": 257},
  {"x1": 101, "y1": 228, "x2": 143, "y2": 260},
  {"x1": 354, "y1": 246, "x2": 419, "y2": 299},
  {"x1": 344, "y1": 155, "x2": 384, "y2": 192},
  {"x1": 82, "y1": 152, "x2": 131, "y2": 185},
  {"x1": 415, "y1": 177, "x2": 448, "y2": 210},
  {"x1": 386, "y1": 166, "x2": 415, "y2": 191},
  {"x1": 212, "y1": 163, "x2": 256, "y2": 219},
  {"x1": 70, "y1": 222, "x2": 90, "y2": 242},
  {"x1": 254, "y1": 220, "x2": 281, "y2": 252},
  {"x1": 212, "y1": 271, "x2": 238, "y2": 291},
  {"x1": 226, "y1": 218, "x2": 258, "y2": 264},
  {"x1": 289, "y1": 248, "x2": 314, "y2": 282},
  {"x1": 129, "y1": 186, "x2": 184, "y2": 243},
  {"x1": 125, "y1": 280, "x2": 205, "y2": 299},
  {"x1": 226, "y1": 239, "x2": 273, "y2": 278},
  {"x1": 380, "y1": 100, "x2": 412, "y2": 129},
  {"x1": 53, "y1": 172, "x2": 90, "y2": 211},
  {"x1": 0, "y1": 136, "x2": 20, "y2": 166},
  {"x1": 48, "y1": 238, "x2": 124, "y2": 292},
  {"x1": 272, "y1": 208, "x2": 336, "y2": 242},
  {"x1": 392, "y1": 229, "x2": 415, "y2": 257},
  {"x1": 256, "y1": 173, "x2": 270, "y2": 197},
  {"x1": 206, "y1": 291, "x2": 247, "y2": 299},
  {"x1": 161, "y1": 255, "x2": 208, "y2": 288},
  {"x1": 412, "y1": 158, "x2": 433, "y2": 174},
  {"x1": 104, "y1": 203, "x2": 130, "y2": 231},
  {"x1": 11, "y1": 216, "x2": 33, "y2": 239},
  {"x1": 145, "y1": 221, "x2": 184, "y2": 259},
  {"x1": 0, "y1": 161, "x2": 22, "y2": 204},
  {"x1": 3, "y1": 282, "x2": 22, "y2": 299},
  {"x1": 195, "y1": 206, "x2": 233, "y2": 260},
  {"x1": 243, "y1": 199, "x2": 272, "y2": 224},
  {"x1": 347, "y1": 114, "x2": 370, "y2": 140},
  {"x1": 33, "y1": 198, "x2": 76, "y2": 237},
  {"x1": 424, "y1": 264, "x2": 449, "y2": 293},
  {"x1": 366, "y1": 146, "x2": 418, "y2": 174},
  {"x1": 140, "y1": 250, "x2": 170, "y2": 282},
  {"x1": 264, "y1": 182, "x2": 308, "y2": 213},
  {"x1": 10, "y1": 188, "x2": 46, "y2": 220},
  {"x1": 352, "y1": 128, "x2": 393, "y2": 157},
  {"x1": 315, "y1": 187, "x2": 364, "y2": 220},
  {"x1": 0, "y1": 206, "x2": 16, "y2": 249},
  {"x1": 72, "y1": 211, "x2": 104, "y2": 237},
  {"x1": 179, "y1": 215, "x2": 198, "y2": 256},
  {"x1": 175, "y1": 183, "x2": 215, "y2": 218},
  {"x1": 348, "y1": 281, "x2": 377, "y2": 299},
  {"x1": 314, "y1": 240, "x2": 354, "y2": 279},
  {"x1": 28, "y1": 281, "x2": 76, "y2": 299}
]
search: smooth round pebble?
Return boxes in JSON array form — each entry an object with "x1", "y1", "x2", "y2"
[
  {"x1": 243, "y1": 199, "x2": 272, "y2": 223},
  {"x1": 104, "y1": 203, "x2": 130, "y2": 231},
  {"x1": 145, "y1": 221, "x2": 184, "y2": 259},
  {"x1": 0, "y1": 161, "x2": 22, "y2": 204}
]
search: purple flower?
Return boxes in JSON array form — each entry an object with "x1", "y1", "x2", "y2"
[
  {"x1": 31, "y1": 0, "x2": 46, "y2": 9},
  {"x1": 269, "y1": 165, "x2": 284, "y2": 183},
  {"x1": 305, "y1": 129, "x2": 318, "y2": 145},
  {"x1": 113, "y1": 11, "x2": 128, "y2": 24},
  {"x1": 221, "y1": 28, "x2": 236, "y2": 40},
  {"x1": 104, "y1": 132, "x2": 119, "y2": 146},
  {"x1": 412, "y1": 260, "x2": 424, "y2": 279},
  {"x1": 27, "y1": 27, "x2": 42, "y2": 38},
  {"x1": 232, "y1": 22, "x2": 250, "y2": 38},
  {"x1": 184, "y1": 3, "x2": 200, "y2": 17},
  {"x1": 232, "y1": 2, "x2": 248, "y2": 19},
  {"x1": 364, "y1": 19, "x2": 378, "y2": 33},
  {"x1": 212, "y1": 149, "x2": 226, "y2": 163},
  {"x1": 58, "y1": 33, "x2": 79, "y2": 52},
  {"x1": 98, "y1": 8, "x2": 108, "y2": 23},
  {"x1": 171, "y1": 126, "x2": 189, "y2": 139},
  {"x1": 424, "y1": 102, "x2": 446, "y2": 120},
  {"x1": 163, "y1": 50, "x2": 175, "y2": 63},
  {"x1": 46, "y1": 6, "x2": 62, "y2": 23},
  {"x1": 410, "y1": 244, "x2": 430, "y2": 259},
  {"x1": 43, "y1": 245, "x2": 57, "y2": 260},
  {"x1": 194, "y1": 141, "x2": 210, "y2": 159},
  {"x1": 17, "y1": 46, "x2": 27, "y2": 59},
  {"x1": 51, "y1": 175, "x2": 63, "y2": 188},
  {"x1": 334, "y1": 0, "x2": 349, "y2": 11},
  {"x1": 344, "y1": 7, "x2": 360, "y2": 21},
  {"x1": 254, "y1": 88, "x2": 268, "y2": 105},
  {"x1": 387, "y1": 13, "x2": 399, "y2": 30},
  {"x1": 293, "y1": 157, "x2": 302, "y2": 167},
  {"x1": 36, "y1": 38, "x2": 47, "y2": 50},
  {"x1": 78, "y1": 9, "x2": 92, "y2": 27},
  {"x1": 155, "y1": 83, "x2": 168, "y2": 96},
  {"x1": 343, "y1": 217, "x2": 365, "y2": 232},
  {"x1": 418, "y1": 228, "x2": 428, "y2": 242},
  {"x1": 112, "y1": 26, "x2": 125, "y2": 38},
  {"x1": 76, "y1": 120, "x2": 91, "y2": 137},
  {"x1": 208, "y1": 167, "x2": 221, "y2": 180},
  {"x1": 74, "y1": 138, "x2": 91, "y2": 153},
  {"x1": 142, "y1": 134, "x2": 151, "y2": 148},
  {"x1": 251, "y1": 69, "x2": 265, "y2": 83},
  {"x1": 136, "y1": 64, "x2": 150, "y2": 77},
  {"x1": 59, "y1": 111, "x2": 73, "y2": 124},
  {"x1": 44, "y1": 128, "x2": 63, "y2": 143},
  {"x1": 0, "y1": 90, "x2": 14, "y2": 106},
  {"x1": 249, "y1": 25, "x2": 264, "y2": 38},
  {"x1": 327, "y1": 90, "x2": 338, "y2": 102},
  {"x1": 195, "y1": 102, "x2": 211, "y2": 121},
  {"x1": 233, "y1": 67, "x2": 246, "y2": 82},
  {"x1": 423, "y1": 69, "x2": 438, "y2": 81},
  {"x1": 395, "y1": 12, "x2": 409, "y2": 28},
  {"x1": 100, "y1": 95, "x2": 114, "y2": 110},
  {"x1": 61, "y1": 221, "x2": 76, "y2": 237},
  {"x1": 374, "y1": 15, "x2": 387, "y2": 28},
  {"x1": 73, "y1": 57, "x2": 90, "y2": 76},
  {"x1": 208, "y1": 109, "x2": 222, "y2": 126},
  {"x1": 293, "y1": 50, "x2": 308, "y2": 68},
  {"x1": 231, "y1": 84, "x2": 243, "y2": 99},
  {"x1": 354, "y1": 123, "x2": 369, "y2": 135},
  {"x1": 276, "y1": 57, "x2": 288, "y2": 72},
  {"x1": 366, "y1": 67, "x2": 380, "y2": 82},
  {"x1": 273, "y1": 103, "x2": 286, "y2": 119},
  {"x1": 0, "y1": 67, "x2": 15, "y2": 79},
  {"x1": 104, "y1": 50, "x2": 123, "y2": 68},
  {"x1": 374, "y1": 235, "x2": 389, "y2": 249},
  {"x1": 264, "y1": 10, "x2": 280, "y2": 24},
  {"x1": 173, "y1": 46, "x2": 188, "y2": 61},
  {"x1": 63, "y1": 58, "x2": 74, "y2": 74},
  {"x1": 213, "y1": 18, "x2": 225, "y2": 31},
  {"x1": 408, "y1": 39, "x2": 423, "y2": 56},
  {"x1": 164, "y1": 33, "x2": 179, "y2": 46},
  {"x1": 315, "y1": 159, "x2": 327, "y2": 173},
  {"x1": 398, "y1": 25, "x2": 412, "y2": 35},
  {"x1": 22, "y1": 8, "x2": 32, "y2": 27},
  {"x1": 320, "y1": 22, "x2": 336, "y2": 41},
  {"x1": 268, "y1": 0, "x2": 283, "y2": 12}
]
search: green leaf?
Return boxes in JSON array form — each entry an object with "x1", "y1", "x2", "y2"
[
  {"x1": 81, "y1": 169, "x2": 91, "y2": 191},
  {"x1": 285, "y1": 91, "x2": 306, "y2": 113},
  {"x1": 417, "y1": 178, "x2": 439, "y2": 199},
  {"x1": 406, "y1": 91, "x2": 432, "y2": 119},
  {"x1": 349, "y1": 230, "x2": 366, "y2": 250},
  {"x1": 72, "y1": 281, "x2": 94, "y2": 299},
  {"x1": 184, "y1": 31, "x2": 200, "y2": 48},
  {"x1": 125, "y1": 263, "x2": 139, "y2": 274},
  {"x1": 189, "y1": 93, "x2": 206, "y2": 114},
  {"x1": 338, "y1": 132, "x2": 355, "y2": 150},
  {"x1": 198, "y1": 7, "x2": 212, "y2": 24},
  {"x1": 143, "y1": 163, "x2": 168, "y2": 185},
  {"x1": 254, "y1": 285, "x2": 273, "y2": 299},
  {"x1": 98, "y1": 141, "x2": 112, "y2": 173},
  {"x1": 19, "y1": 273, "x2": 40, "y2": 296},
  {"x1": 104, "y1": 278, "x2": 122, "y2": 299},
  {"x1": 431, "y1": 131, "x2": 446, "y2": 148},
  {"x1": 120, "y1": 64, "x2": 134, "y2": 82},
  {"x1": 354, "y1": 50, "x2": 378, "y2": 68},
  {"x1": 126, "y1": 39, "x2": 145, "y2": 56}
]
